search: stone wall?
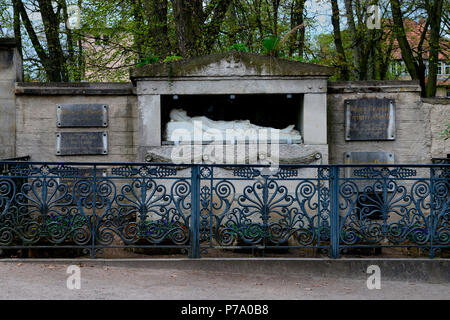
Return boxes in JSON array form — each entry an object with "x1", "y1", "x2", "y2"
[
  {"x1": 422, "y1": 98, "x2": 450, "y2": 159},
  {"x1": 0, "y1": 39, "x2": 22, "y2": 159},
  {"x1": 327, "y1": 81, "x2": 437, "y2": 164},
  {"x1": 15, "y1": 83, "x2": 138, "y2": 162},
  {"x1": 8, "y1": 79, "x2": 449, "y2": 164}
]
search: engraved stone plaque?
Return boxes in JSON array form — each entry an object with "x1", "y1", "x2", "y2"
[
  {"x1": 56, "y1": 104, "x2": 108, "y2": 127},
  {"x1": 345, "y1": 98, "x2": 395, "y2": 141},
  {"x1": 56, "y1": 132, "x2": 108, "y2": 155}
]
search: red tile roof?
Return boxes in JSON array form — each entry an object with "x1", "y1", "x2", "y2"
[{"x1": 387, "y1": 19, "x2": 450, "y2": 61}]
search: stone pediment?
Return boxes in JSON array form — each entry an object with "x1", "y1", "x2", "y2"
[{"x1": 131, "y1": 51, "x2": 334, "y2": 79}]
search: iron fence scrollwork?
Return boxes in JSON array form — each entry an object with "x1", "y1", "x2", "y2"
[{"x1": 0, "y1": 161, "x2": 448, "y2": 258}]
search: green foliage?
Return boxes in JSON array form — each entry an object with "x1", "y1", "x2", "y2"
[
  {"x1": 137, "y1": 55, "x2": 159, "y2": 67},
  {"x1": 163, "y1": 55, "x2": 183, "y2": 63},
  {"x1": 440, "y1": 121, "x2": 450, "y2": 140},
  {"x1": 3, "y1": 0, "x2": 406, "y2": 82},
  {"x1": 262, "y1": 36, "x2": 280, "y2": 55},
  {"x1": 227, "y1": 43, "x2": 250, "y2": 52}
]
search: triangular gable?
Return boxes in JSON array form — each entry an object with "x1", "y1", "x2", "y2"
[{"x1": 131, "y1": 51, "x2": 334, "y2": 79}]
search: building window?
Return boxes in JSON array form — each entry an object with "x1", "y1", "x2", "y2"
[
  {"x1": 447, "y1": 88, "x2": 450, "y2": 97},
  {"x1": 391, "y1": 61, "x2": 408, "y2": 76},
  {"x1": 438, "y1": 62, "x2": 442, "y2": 75},
  {"x1": 390, "y1": 63, "x2": 397, "y2": 75},
  {"x1": 445, "y1": 63, "x2": 450, "y2": 75}
]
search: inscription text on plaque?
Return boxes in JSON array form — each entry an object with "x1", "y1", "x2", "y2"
[
  {"x1": 57, "y1": 104, "x2": 108, "y2": 127},
  {"x1": 345, "y1": 98, "x2": 395, "y2": 141},
  {"x1": 56, "y1": 132, "x2": 108, "y2": 155}
]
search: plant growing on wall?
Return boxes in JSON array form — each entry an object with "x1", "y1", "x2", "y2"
[
  {"x1": 262, "y1": 23, "x2": 305, "y2": 57},
  {"x1": 440, "y1": 120, "x2": 450, "y2": 140},
  {"x1": 163, "y1": 55, "x2": 183, "y2": 63},
  {"x1": 227, "y1": 43, "x2": 249, "y2": 52},
  {"x1": 137, "y1": 54, "x2": 159, "y2": 67}
]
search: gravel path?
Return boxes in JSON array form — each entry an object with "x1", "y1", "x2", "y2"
[{"x1": 0, "y1": 262, "x2": 448, "y2": 300}]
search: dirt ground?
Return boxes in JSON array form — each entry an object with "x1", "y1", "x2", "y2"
[{"x1": 0, "y1": 262, "x2": 448, "y2": 300}]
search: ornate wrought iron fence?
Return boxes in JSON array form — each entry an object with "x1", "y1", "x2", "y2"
[
  {"x1": 432, "y1": 158, "x2": 450, "y2": 165},
  {"x1": 0, "y1": 161, "x2": 448, "y2": 258}
]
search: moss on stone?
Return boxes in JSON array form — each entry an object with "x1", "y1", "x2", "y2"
[{"x1": 130, "y1": 51, "x2": 334, "y2": 79}]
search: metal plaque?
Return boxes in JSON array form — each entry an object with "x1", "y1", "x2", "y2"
[
  {"x1": 344, "y1": 152, "x2": 395, "y2": 165},
  {"x1": 345, "y1": 98, "x2": 395, "y2": 141},
  {"x1": 56, "y1": 104, "x2": 108, "y2": 127},
  {"x1": 344, "y1": 152, "x2": 395, "y2": 191},
  {"x1": 56, "y1": 132, "x2": 108, "y2": 156}
]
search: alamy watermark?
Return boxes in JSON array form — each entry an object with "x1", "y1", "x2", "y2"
[
  {"x1": 366, "y1": 265, "x2": 381, "y2": 290},
  {"x1": 367, "y1": 5, "x2": 381, "y2": 30},
  {"x1": 66, "y1": 265, "x2": 81, "y2": 290},
  {"x1": 66, "y1": 5, "x2": 81, "y2": 30}
]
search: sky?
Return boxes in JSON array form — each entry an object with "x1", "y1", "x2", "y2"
[{"x1": 306, "y1": 0, "x2": 334, "y2": 35}]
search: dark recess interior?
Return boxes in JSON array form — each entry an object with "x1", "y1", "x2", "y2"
[{"x1": 161, "y1": 94, "x2": 302, "y2": 140}]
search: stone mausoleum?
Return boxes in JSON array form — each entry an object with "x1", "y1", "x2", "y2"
[{"x1": 0, "y1": 39, "x2": 448, "y2": 164}]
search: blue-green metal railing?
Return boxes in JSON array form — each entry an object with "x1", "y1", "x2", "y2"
[{"x1": 0, "y1": 161, "x2": 448, "y2": 258}]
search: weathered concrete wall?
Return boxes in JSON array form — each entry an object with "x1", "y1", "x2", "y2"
[
  {"x1": 15, "y1": 83, "x2": 138, "y2": 162},
  {"x1": 0, "y1": 39, "x2": 22, "y2": 159},
  {"x1": 327, "y1": 81, "x2": 435, "y2": 164},
  {"x1": 9, "y1": 78, "x2": 448, "y2": 164},
  {"x1": 422, "y1": 98, "x2": 450, "y2": 159}
]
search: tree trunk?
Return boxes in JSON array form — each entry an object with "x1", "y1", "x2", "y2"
[
  {"x1": 425, "y1": 0, "x2": 444, "y2": 97},
  {"x1": 143, "y1": 0, "x2": 170, "y2": 58},
  {"x1": 389, "y1": 0, "x2": 424, "y2": 85},
  {"x1": 76, "y1": 0, "x2": 84, "y2": 80},
  {"x1": 343, "y1": 0, "x2": 360, "y2": 78},
  {"x1": 330, "y1": 0, "x2": 350, "y2": 80},
  {"x1": 376, "y1": 34, "x2": 394, "y2": 80},
  {"x1": 12, "y1": 0, "x2": 22, "y2": 60},
  {"x1": 60, "y1": 0, "x2": 76, "y2": 80},
  {"x1": 289, "y1": 0, "x2": 306, "y2": 58},
  {"x1": 271, "y1": 0, "x2": 281, "y2": 38},
  {"x1": 132, "y1": 0, "x2": 146, "y2": 60},
  {"x1": 203, "y1": 0, "x2": 233, "y2": 52},
  {"x1": 37, "y1": 0, "x2": 68, "y2": 81},
  {"x1": 172, "y1": 0, "x2": 204, "y2": 57},
  {"x1": 172, "y1": 0, "x2": 232, "y2": 57},
  {"x1": 15, "y1": 0, "x2": 55, "y2": 81}
]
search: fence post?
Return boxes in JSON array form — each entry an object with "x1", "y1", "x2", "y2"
[
  {"x1": 429, "y1": 167, "x2": 435, "y2": 259},
  {"x1": 91, "y1": 164, "x2": 97, "y2": 259},
  {"x1": 330, "y1": 166, "x2": 340, "y2": 258},
  {"x1": 189, "y1": 165, "x2": 200, "y2": 259}
]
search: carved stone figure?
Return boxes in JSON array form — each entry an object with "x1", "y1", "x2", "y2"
[{"x1": 165, "y1": 109, "x2": 302, "y2": 142}]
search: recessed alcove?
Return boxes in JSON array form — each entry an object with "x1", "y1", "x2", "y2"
[{"x1": 161, "y1": 94, "x2": 303, "y2": 142}]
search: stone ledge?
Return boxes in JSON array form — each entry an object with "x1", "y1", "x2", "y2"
[
  {"x1": 328, "y1": 80, "x2": 421, "y2": 93},
  {"x1": 422, "y1": 97, "x2": 450, "y2": 105},
  {"x1": 15, "y1": 82, "x2": 136, "y2": 95},
  {"x1": 140, "y1": 144, "x2": 324, "y2": 164}
]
